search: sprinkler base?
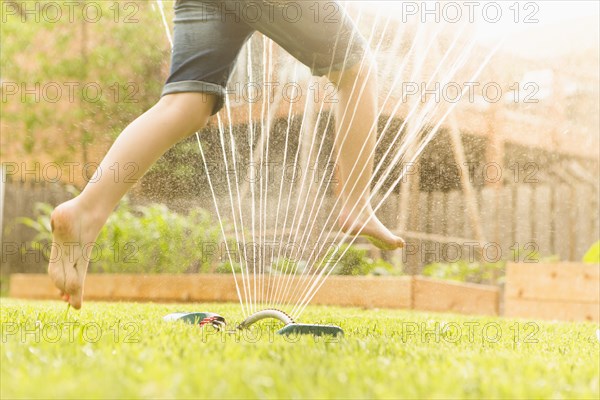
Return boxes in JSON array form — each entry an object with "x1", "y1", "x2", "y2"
[
  {"x1": 237, "y1": 309, "x2": 294, "y2": 329},
  {"x1": 277, "y1": 323, "x2": 343, "y2": 337}
]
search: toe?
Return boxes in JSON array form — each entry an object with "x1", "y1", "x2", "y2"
[
  {"x1": 68, "y1": 290, "x2": 82, "y2": 309},
  {"x1": 396, "y1": 237, "x2": 405, "y2": 248}
]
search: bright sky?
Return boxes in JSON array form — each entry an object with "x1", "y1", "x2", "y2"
[
  {"x1": 475, "y1": 0, "x2": 599, "y2": 41},
  {"x1": 364, "y1": 1, "x2": 599, "y2": 41}
]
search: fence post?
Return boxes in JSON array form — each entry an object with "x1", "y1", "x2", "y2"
[{"x1": 0, "y1": 165, "x2": 5, "y2": 246}]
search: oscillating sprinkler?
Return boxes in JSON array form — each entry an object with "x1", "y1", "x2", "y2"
[
  {"x1": 164, "y1": 309, "x2": 343, "y2": 337},
  {"x1": 238, "y1": 309, "x2": 344, "y2": 337}
]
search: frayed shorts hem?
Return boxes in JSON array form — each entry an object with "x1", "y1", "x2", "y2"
[{"x1": 161, "y1": 80, "x2": 225, "y2": 115}]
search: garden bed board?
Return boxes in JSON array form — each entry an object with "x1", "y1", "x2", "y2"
[
  {"x1": 9, "y1": 273, "x2": 499, "y2": 316},
  {"x1": 504, "y1": 263, "x2": 600, "y2": 322}
]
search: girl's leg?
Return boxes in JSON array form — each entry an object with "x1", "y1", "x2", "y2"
[
  {"x1": 48, "y1": 93, "x2": 215, "y2": 308},
  {"x1": 327, "y1": 62, "x2": 405, "y2": 250}
]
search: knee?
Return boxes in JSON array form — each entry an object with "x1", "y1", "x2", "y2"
[
  {"x1": 158, "y1": 92, "x2": 216, "y2": 135},
  {"x1": 332, "y1": 53, "x2": 378, "y2": 90}
]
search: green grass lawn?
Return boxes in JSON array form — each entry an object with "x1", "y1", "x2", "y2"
[{"x1": 1, "y1": 299, "x2": 598, "y2": 399}]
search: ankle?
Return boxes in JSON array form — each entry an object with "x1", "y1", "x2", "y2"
[
  {"x1": 341, "y1": 198, "x2": 373, "y2": 217},
  {"x1": 61, "y1": 196, "x2": 108, "y2": 230}
]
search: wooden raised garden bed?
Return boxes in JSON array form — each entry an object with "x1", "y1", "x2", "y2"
[
  {"x1": 504, "y1": 263, "x2": 600, "y2": 322},
  {"x1": 9, "y1": 273, "x2": 500, "y2": 316}
]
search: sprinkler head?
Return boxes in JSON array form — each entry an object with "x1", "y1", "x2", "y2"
[
  {"x1": 237, "y1": 309, "x2": 344, "y2": 337},
  {"x1": 237, "y1": 308, "x2": 294, "y2": 330},
  {"x1": 163, "y1": 312, "x2": 226, "y2": 329}
]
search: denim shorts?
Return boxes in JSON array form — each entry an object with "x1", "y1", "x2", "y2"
[{"x1": 162, "y1": 0, "x2": 368, "y2": 115}]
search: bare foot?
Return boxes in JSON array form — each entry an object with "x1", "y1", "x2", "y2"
[
  {"x1": 338, "y1": 205, "x2": 405, "y2": 250},
  {"x1": 48, "y1": 199, "x2": 103, "y2": 309}
]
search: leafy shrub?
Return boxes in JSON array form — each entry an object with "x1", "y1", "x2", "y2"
[
  {"x1": 370, "y1": 258, "x2": 399, "y2": 276},
  {"x1": 319, "y1": 244, "x2": 398, "y2": 276},
  {"x1": 422, "y1": 244, "x2": 569, "y2": 285},
  {"x1": 215, "y1": 261, "x2": 242, "y2": 274},
  {"x1": 18, "y1": 197, "x2": 224, "y2": 274},
  {"x1": 422, "y1": 260, "x2": 505, "y2": 285},
  {"x1": 583, "y1": 241, "x2": 600, "y2": 263},
  {"x1": 19, "y1": 198, "x2": 402, "y2": 276},
  {"x1": 270, "y1": 258, "x2": 307, "y2": 275},
  {"x1": 509, "y1": 245, "x2": 560, "y2": 264},
  {"x1": 2, "y1": 1, "x2": 166, "y2": 162},
  {"x1": 17, "y1": 202, "x2": 54, "y2": 247}
]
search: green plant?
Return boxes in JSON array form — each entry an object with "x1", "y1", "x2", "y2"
[
  {"x1": 583, "y1": 240, "x2": 600, "y2": 263},
  {"x1": 370, "y1": 257, "x2": 399, "y2": 275},
  {"x1": 270, "y1": 258, "x2": 306, "y2": 275},
  {"x1": 1, "y1": 1, "x2": 166, "y2": 161},
  {"x1": 18, "y1": 197, "x2": 224, "y2": 273},
  {"x1": 423, "y1": 245, "x2": 567, "y2": 285},
  {"x1": 16, "y1": 202, "x2": 54, "y2": 246},
  {"x1": 509, "y1": 245, "x2": 560, "y2": 264},
  {"x1": 319, "y1": 244, "x2": 390, "y2": 276},
  {"x1": 422, "y1": 260, "x2": 505, "y2": 285},
  {"x1": 215, "y1": 261, "x2": 242, "y2": 274},
  {"x1": 319, "y1": 244, "x2": 401, "y2": 276}
]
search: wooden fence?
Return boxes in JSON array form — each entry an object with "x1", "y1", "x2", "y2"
[
  {"x1": 393, "y1": 183, "x2": 599, "y2": 264},
  {"x1": 0, "y1": 179, "x2": 71, "y2": 274},
  {"x1": 1, "y1": 179, "x2": 598, "y2": 275}
]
